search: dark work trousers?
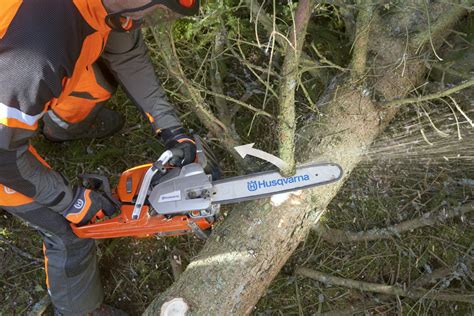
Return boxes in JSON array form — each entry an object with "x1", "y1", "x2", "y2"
[
  {"x1": 0, "y1": 60, "x2": 116, "y2": 314},
  {"x1": 2, "y1": 202, "x2": 103, "y2": 315}
]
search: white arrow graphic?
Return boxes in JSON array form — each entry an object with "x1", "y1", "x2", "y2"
[{"x1": 234, "y1": 143, "x2": 289, "y2": 170}]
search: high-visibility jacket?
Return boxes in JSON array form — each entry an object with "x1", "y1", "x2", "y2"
[{"x1": 0, "y1": 0, "x2": 181, "y2": 210}]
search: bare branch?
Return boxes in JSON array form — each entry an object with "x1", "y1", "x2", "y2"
[
  {"x1": 210, "y1": 24, "x2": 232, "y2": 126},
  {"x1": 296, "y1": 267, "x2": 474, "y2": 304},
  {"x1": 244, "y1": 0, "x2": 327, "y2": 83},
  {"x1": 383, "y1": 78, "x2": 474, "y2": 107},
  {"x1": 150, "y1": 25, "x2": 243, "y2": 157},
  {"x1": 278, "y1": 0, "x2": 315, "y2": 175},
  {"x1": 203, "y1": 90, "x2": 273, "y2": 118},
  {"x1": 351, "y1": 1, "x2": 374, "y2": 80},
  {"x1": 313, "y1": 202, "x2": 473, "y2": 244}
]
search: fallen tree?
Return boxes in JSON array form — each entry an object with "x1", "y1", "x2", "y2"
[{"x1": 144, "y1": 2, "x2": 472, "y2": 315}]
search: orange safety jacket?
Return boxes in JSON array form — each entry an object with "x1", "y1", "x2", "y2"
[{"x1": 0, "y1": 0, "x2": 181, "y2": 210}]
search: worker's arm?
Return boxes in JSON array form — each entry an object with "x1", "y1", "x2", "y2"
[
  {"x1": 0, "y1": 122, "x2": 72, "y2": 212},
  {"x1": 100, "y1": 29, "x2": 182, "y2": 133}
]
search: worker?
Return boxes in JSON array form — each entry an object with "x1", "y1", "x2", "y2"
[{"x1": 0, "y1": 0, "x2": 199, "y2": 315}]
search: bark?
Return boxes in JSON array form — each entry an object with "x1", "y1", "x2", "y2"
[{"x1": 144, "y1": 3, "x2": 470, "y2": 315}]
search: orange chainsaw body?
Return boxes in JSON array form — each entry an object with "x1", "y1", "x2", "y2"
[{"x1": 72, "y1": 164, "x2": 213, "y2": 239}]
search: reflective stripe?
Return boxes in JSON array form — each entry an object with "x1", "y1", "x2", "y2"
[
  {"x1": 0, "y1": 102, "x2": 44, "y2": 127},
  {"x1": 47, "y1": 111, "x2": 70, "y2": 129},
  {"x1": 42, "y1": 244, "x2": 50, "y2": 289}
]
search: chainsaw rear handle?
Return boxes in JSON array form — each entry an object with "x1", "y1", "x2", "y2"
[{"x1": 78, "y1": 174, "x2": 121, "y2": 209}]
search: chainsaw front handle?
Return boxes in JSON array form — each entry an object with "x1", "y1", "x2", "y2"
[
  {"x1": 131, "y1": 150, "x2": 174, "y2": 220},
  {"x1": 157, "y1": 150, "x2": 173, "y2": 167}
]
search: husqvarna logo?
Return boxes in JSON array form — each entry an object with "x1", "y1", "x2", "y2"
[
  {"x1": 247, "y1": 181, "x2": 258, "y2": 192},
  {"x1": 74, "y1": 199, "x2": 85, "y2": 209},
  {"x1": 246, "y1": 174, "x2": 310, "y2": 192}
]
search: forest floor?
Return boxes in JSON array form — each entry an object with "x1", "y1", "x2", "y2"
[{"x1": 0, "y1": 96, "x2": 472, "y2": 315}]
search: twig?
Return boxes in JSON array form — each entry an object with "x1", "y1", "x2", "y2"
[
  {"x1": 27, "y1": 294, "x2": 51, "y2": 316},
  {"x1": 448, "y1": 96, "x2": 474, "y2": 127},
  {"x1": 151, "y1": 26, "x2": 226, "y2": 132},
  {"x1": 296, "y1": 267, "x2": 474, "y2": 304},
  {"x1": 412, "y1": 259, "x2": 473, "y2": 289},
  {"x1": 421, "y1": 0, "x2": 443, "y2": 61},
  {"x1": 0, "y1": 235, "x2": 43, "y2": 263},
  {"x1": 383, "y1": 78, "x2": 474, "y2": 107},
  {"x1": 244, "y1": 0, "x2": 327, "y2": 83},
  {"x1": 203, "y1": 90, "x2": 273, "y2": 118},
  {"x1": 150, "y1": 25, "x2": 244, "y2": 159},
  {"x1": 320, "y1": 302, "x2": 389, "y2": 316},
  {"x1": 320, "y1": 254, "x2": 474, "y2": 315},
  {"x1": 313, "y1": 202, "x2": 473, "y2": 244},
  {"x1": 310, "y1": 43, "x2": 348, "y2": 72}
]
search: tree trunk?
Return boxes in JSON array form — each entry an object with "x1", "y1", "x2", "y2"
[{"x1": 144, "y1": 3, "x2": 470, "y2": 315}]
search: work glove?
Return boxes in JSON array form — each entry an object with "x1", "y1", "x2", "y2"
[
  {"x1": 160, "y1": 126, "x2": 196, "y2": 167},
  {"x1": 63, "y1": 187, "x2": 117, "y2": 226}
]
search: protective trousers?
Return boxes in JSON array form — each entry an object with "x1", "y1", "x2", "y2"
[
  {"x1": 2, "y1": 202, "x2": 103, "y2": 315},
  {"x1": 0, "y1": 62, "x2": 116, "y2": 314}
]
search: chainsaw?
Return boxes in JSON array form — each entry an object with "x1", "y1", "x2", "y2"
[{"x1": 72, "y1": 137, "x2": 343, "y2": 239}]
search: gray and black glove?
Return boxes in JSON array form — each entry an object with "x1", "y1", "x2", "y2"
[
  {"x1": 63, "y1": 187, "x2": 117, "y2": 226},
  {"x1": 160, "y1": 126, "x2": 196, "y2": 166}
]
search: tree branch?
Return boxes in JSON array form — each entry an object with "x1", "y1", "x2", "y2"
[
  {"x1": 383, "y1": 78, "x2": 474, "y2": 107},
  {"x1": 244, "y1": 0, "x2": 328, "y2": 83},
  {"x1": 412, "y1": 1, "x2": 473, "y2": 51},
  {"x1": 313, "y1": 202, "x2": 473, "y2": 244},
  {"x1": 203, "y1": 90, "x2": 273, "y2": 119},
  {"x1": 210, "y1": 24, "x2": 232, "y2": 126},
  {"x1": 296, "y1": 267, "x2": 474, "y2": 304},
  {"x1": 351, "y1": 0, "x2": 374, "y2": 81},
  {"x1": 151, "y1": 26, "x2": 243, "y2": 158},
  {"x1": 278, "y1": 0, "x2": 315, "y2": 176}
]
